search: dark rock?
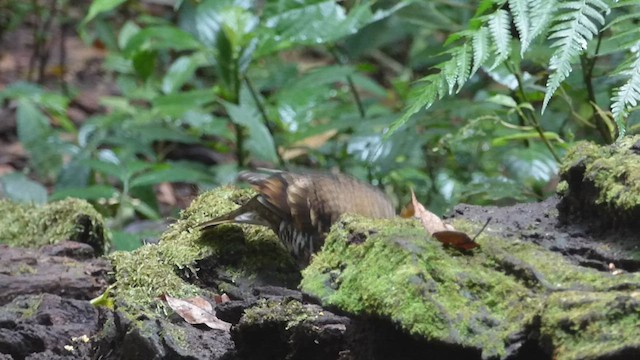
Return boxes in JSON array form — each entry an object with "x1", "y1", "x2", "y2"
[
  {"x1": 0, "y1": 242, "x2": 111, "y2": 306},
  {"x1": 0, "y1": 294, "x2": 98, "y2": 359}
]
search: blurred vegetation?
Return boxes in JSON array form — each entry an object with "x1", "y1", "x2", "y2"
[{"x1": 1, "y1": 0, "x2": 639, "y2": 251}]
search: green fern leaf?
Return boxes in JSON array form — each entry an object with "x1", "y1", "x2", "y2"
[
  {"x1": 387, "y1": 74, "x2": 445, "y2": 135},
  {"x1": 472, "y1": 27, "x2": 490, "y2": 76},
  {"x1": 488, "y1": 9, "x2": 512, "y2": 70},
  {"x1": 456, "y1": 43, "x2": 472, "y2": 93},
  {"x1": 443, "y1": 56, "x2": 459, "y2": 95},
  {"x1": 529, "y1": 0, "x2": 557, "y2": 46},
  {"x1": 542, "y1": 0, "x2": 610, "y2": 112},
  {"x1": 509, "y1": 0, "x2": 531, "y2": 55},
  {"x1": 611, "y1": 48, "x2": 640, "y2": 138}
]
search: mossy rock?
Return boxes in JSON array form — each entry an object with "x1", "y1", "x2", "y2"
[
  {"x1": 300, "y1": 215, "x2": 640, "y2": 359},
  {"x1": 0, "y1": 198, "x2": 107, "y2": 254},
  {"x1": 557, "y1": 135, "x2": 640, "y2": 229},
  {"x1": 109, "y1": 186, "x2": 299, "y2": 319}
]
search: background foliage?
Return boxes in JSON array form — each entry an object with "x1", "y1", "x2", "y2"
[{"x1": 1, "y1": 0, "x2": 639, "y2": 250}]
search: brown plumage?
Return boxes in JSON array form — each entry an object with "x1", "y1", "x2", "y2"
[{"x1": 198, "y1": 170, "x2": 395, "y2": 267}]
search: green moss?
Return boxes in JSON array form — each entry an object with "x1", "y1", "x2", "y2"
[
  {"x1": 541, "y1": 291, "x2": 640, "y2": 360},
  {"x1": 301, "y1": 215, "x2": 640, "y2": 359},
  {"x1": 110, "y1": 186, "x2": 297, "y2": 318},
  {"x1": 159, "y1": 321, "x2": 189, "y2": 350},
  {"x1": 560, "y1": 135, "x2": 640, "y2": 212},
  {"x1": 14, "y1": 294, "x2": 43, "y2": 320},
  {"x1": 0, "y1": 198, "x2": 107, "y2": 253},
  {"x1": 241, "y1": 298, "x2": 319, "y2": 330}
]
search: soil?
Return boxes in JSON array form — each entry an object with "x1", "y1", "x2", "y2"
[{"x1": 449, "y1": 196, "x2": 640, "y2": 273}]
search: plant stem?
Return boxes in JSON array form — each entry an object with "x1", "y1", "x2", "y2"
[
  {"x1": 506, "y1": 61, "x2": 561, "y2": 162},
  {"x1": 580, "y1": 32, "x2": 613, "y2": 143},
  {"x1": 245, "y1": 77, "x2": 284, "y2": 166},
  {"x1": 330, "y1": 46, "x2": 366, "y2": 118}
]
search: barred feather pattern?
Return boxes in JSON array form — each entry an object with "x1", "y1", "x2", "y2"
[{"x1": 199, "y1": 170, "x2": 395, "y2": 268}]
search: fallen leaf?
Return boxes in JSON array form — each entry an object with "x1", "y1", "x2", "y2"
[
  {"x1": 410, "y1": 190, "x2": 480, "y2": 251},
  {"x1": 279, "y1": 129, "x2": 338, "y2": 160},
  {"x1": 433, "y1": 231, "x2": 478, "y2": 250},
  {"x1": 214, "y1": 293, "x2": 231, "y2": 304},
  {"x1": 160, "y1": 294, "x2": 231, "y2": 331}
]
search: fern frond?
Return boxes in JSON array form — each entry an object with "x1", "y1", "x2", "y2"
[
  {"x1": 611, "y1": 45, "x2": 640, "y2": 138},
  {"x1": 542, "y1": 0, "x2": 610, "y2": 112},
  {"x1": 455, "y1": 43, "x2": 472, "y2": 93},
  {"x1": 388, "y1": 74, "x2": 446, "y2": 134},
  {"x1": 529, "y1": 0, "x2": 557, "y2": 45},
  {"x1": 472, "y1": 26, "x2": 490, "y2": 76},
  {"x1": 509, "y1": 0, "x2": 531, "y2": 55},
  {"x1": 443, "y1": 56, "x2": 459, "y2": 95},
  {"x1": 488, "y1": 9, "x2": 512, "y2": 69}
]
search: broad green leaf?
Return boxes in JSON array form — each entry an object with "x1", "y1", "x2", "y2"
[
  {"x1": 129, "y1": 163, "x2": 211, "y2": 188},
  {"x1": 152, "y1": 89, "x2": 215, "y2": 117},
  {"x1": 16, "y1": 99, "x2": 64, "y2": 178},
  {"x1": 162, "y1": 53, "x2": 207, "y2": 94},
  {"x1": 502, "y1": 148, "x2": 559, "y2": 185},
  {"x1": 50, "y1": 185, "x2": 120, "y2": 201},
  {"x1": 132, "y1": 50, "x2": 157, "y2": 80},
  {"x1": 224, "y1": 100, "x2": 279, "y2": 164},
  {"x1": 118, "y1": 21, "x2": 141, "y2": 50},
  {"x1": 0, "y1": 173, "x2": 48, "y2": 204},
  {"x1": 129, "y1": 197, "x2": 162, "y2": 220},
  {"x1": 82, "y1": 0, "x2": 127, "y2": 25},
  {"x1": 123, "y1": 26, "x2": 201, "y2": 56},
  {"x1": 256, "y1": 1, "x2": 405, "y2": 56},
  {"x1": 84, "y1": 159, "x2": 126, "y2": 181}
]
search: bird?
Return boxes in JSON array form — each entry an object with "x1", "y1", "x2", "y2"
[{"x1": 198, "y1": 170, "x2": 396, "y2": 267}]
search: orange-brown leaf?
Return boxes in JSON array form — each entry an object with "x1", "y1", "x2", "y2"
[
  {"x1": 433, "y1": 231, "x2": 479, "y2": 250},
  {"x1": 410, "y1": 190, "x2": 447, "y2": 234},
  {"x1": 160, "y1": 294, "x2": 231, "y2": 331},
  {"x1": 410, "y1": 190, "x2": 479, "y2": 251}
]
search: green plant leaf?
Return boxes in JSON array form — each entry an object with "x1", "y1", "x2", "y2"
[
  {"x1": 0, "y1": 173, "x2": 48, "y2": 204},
  {"x1": 123, "y1": 26, "x2": 201, "y2": 56},
  {"x1": 132, "y1": 50, "x2": 157, "y2": 80},
  {"x1": 16, "y1": 99, "x2": 64, "y2": 178},
  {"x1": 82, "y1": 0, "x2": 127, "y2": 25},
  {"x1": 223, "y1": 99, "x2": 279, "y2": 164},
  {"x1": 152, "y1": 89, "x2": 214, "y2": 117},
  {"x1": 162, "y1": 53, "x2": 206, "y2": 94},
  {"x1": 50, "y1": 185, "x2": 120, "y2": 201},
  {"x1": 129, "y1": 163, "x2": 211, "y2": 188}
]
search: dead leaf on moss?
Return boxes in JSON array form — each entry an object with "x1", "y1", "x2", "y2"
[
  {"x1": 160, "y1": 294, "x2": 231, "y2": 331},
  {"x1": 409, "y1": 190, "x2": 480, "y2": 251}
]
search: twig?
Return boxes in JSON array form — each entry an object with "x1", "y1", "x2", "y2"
[
  {"x1": 330, "y1": 47, "x2": 366, "y2": 118},
  {"x1": 244, "y1": 77, "x2": 284, "y2": 166},
  {"x1": 506, "y1": 61, "x2": 561, "y2": 162}
]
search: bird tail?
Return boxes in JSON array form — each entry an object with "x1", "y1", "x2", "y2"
[{"x1": 198, "y1": 196, "x2": 271, "y2": 231}]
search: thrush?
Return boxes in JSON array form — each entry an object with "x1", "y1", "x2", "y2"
[{"x1": 198, "y1": 170, "x2": 395, "y2": 267}]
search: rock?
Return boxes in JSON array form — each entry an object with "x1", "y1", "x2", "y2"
[
  {"x1": 300, "y1": 214, "x2": 640, "y2": 360},
  {"x1": 557, "y1": 135, "x2": 640, "y2": 230},
  {"x1": 0, "y1": 242, "x2": 111, "y2": 306},
  {"x1": 0, "y1": 294, "x2": 99, "y2": 359}
]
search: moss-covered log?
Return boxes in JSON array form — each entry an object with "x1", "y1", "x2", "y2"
[{"x1": 0, "y1": 198, "x2": 107, "y2": 254}]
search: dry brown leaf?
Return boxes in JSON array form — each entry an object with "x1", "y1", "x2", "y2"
[
  {"x1": 160, "y1": 294, "x2": 231, "y2": 331},
  {"x1": 279, "y1": 129, "x2": 338, "y2": 160},
  {"x1": 410, "y1": 190, "x2": 479, "y2": 251},
  {"x1": 410, "y1": 190, "x2": 448, "y2": 233},
  {"x1": 214, "y1": 293, "x2": 231, "y2": 305}
]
